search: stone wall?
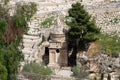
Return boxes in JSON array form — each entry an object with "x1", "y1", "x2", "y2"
[
  {"x1": 86, "y1": 2, "x2": 120, "y2": 36},
  {"x1": 14, "y1": 0, "x2": 120, "y2": 37},
  {"x1": 30, "y1": 1, "x2": 120, "y2": 37}
]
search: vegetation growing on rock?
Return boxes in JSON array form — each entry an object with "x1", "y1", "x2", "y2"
[
  {"x1": 22, "y1": 63, "x2": 53, "y2": 80},
  {"x1": 72, "y1": 66, "x2": 89, "y2": 79},
  {"x1": 98, "y1": 34, "x2": 120, "y2": 54},
  {"x1": 41, "y1": 16, "x2": 54, "y2": 28},
  {"x1": 23, "y1": 63, "x2": 53, "y2": 75}
]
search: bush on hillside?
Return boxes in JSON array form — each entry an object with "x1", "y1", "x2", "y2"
[
  {"x1": 71, "y1": 66, "x2": 89, "y2": 79},
  {"x1": 23, "y1": 63, "x2": 53, "y2": 75}
]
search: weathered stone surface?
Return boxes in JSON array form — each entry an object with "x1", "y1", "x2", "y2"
[
  {"x1": 14, "y1": 0, "x2": 120, "y2": 75},
  {"x1": 77, "y1": 51, "x2": 120, "y2": 73}
]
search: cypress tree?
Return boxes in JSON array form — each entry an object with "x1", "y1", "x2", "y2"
[{"x1": 67, "y1": 2, "x2": 100, "y2": 51}]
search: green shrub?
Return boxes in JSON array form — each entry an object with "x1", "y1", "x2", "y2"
[
  {"x1": 111, "y1": 52, "x2": 119, "y2": 58},
  {"x1": 71, "y1": 66, "x2": 89, "y2": 79},
  {"x1": 23, "y1": 63, "x2": 53, "y2": 75},
  {"x1": 97, "y1": 34, "x2": 120, "y2": 54},
  {"x1": 42, "y1": 36, "x2": 46, "y2": 43}
]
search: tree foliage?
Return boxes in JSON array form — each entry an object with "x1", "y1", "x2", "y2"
[
  {"x1": 0, "y1": 0, "x2": 37, "y2": 80},
  {"x1": 0, "y1": 19, "x2": 7, "y2": 33},
  {"x1": 0, "y1": 63, "x2": 7, "y2": 80},
  {"x1": 67, "y1": 2, "x2": 100, "y2": 51}
]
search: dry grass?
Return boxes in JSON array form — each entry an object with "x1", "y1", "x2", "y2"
[{"x1": 86, "y1": 42, "x2": 102, "y2": 58}]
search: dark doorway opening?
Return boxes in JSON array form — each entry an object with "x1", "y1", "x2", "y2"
[
  {"x1": 68, "y1": 53, "x2": 77, "y2": 67},
  {"x1": 42, "y1": 47, "x2": 49, "y2": 65},
  {"x1": 68, "y1": 47, "x2": 77, "y2": 67}
]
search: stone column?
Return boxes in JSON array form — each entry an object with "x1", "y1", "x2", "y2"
[
  {"x1": 48, "y1": 50, "x2": 55, "y2": 66},
  {"x1": 55, "y1": 52, "x2": 60, "y2": 64}
]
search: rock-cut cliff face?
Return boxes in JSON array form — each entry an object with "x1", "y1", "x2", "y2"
[
  {"x1": 19, "y1": 0, "x2": 120, "y2": 65},
  {"x1": 87, "y1": 2, "x2": 120, "y2": 36}
]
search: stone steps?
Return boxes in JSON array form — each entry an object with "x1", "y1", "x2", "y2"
[
  {"x1": 23, "y1": 34, "x2": 40, "y2": 39},
  {"x1": 26, "y1": 31, "x2": 40, "y2": 36},
  {"x1": 23, "y1": 38, "x2": 39, "y2": 43},
  {"x1": 27, "y1": 31, "x2": 40, "y2": 36}
]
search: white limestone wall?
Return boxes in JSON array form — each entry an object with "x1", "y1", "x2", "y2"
[
  {"x1": 82, "y1": 0, "x2": 104, "y2": 5},
  {"x1": 94, "y1": 11, "x2": 120, "y2": 35},
  {"x1": 86, "y1": 3, "x2": 120, "y2": 37}
]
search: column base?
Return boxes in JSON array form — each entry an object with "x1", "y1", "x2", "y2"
[{"x1": 48, "y1": 63, "x2": 60, "y2": 68}]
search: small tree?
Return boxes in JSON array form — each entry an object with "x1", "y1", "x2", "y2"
[
  {"x1": 67, "y1": 2, "x2": 100, "y2": 66},
  {"x1": 67, "y1": 2, "x2": 100, "y2": 51}
]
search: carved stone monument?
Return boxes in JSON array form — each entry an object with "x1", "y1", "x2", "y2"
[{"x1": 48, "y1": 16, "x2": 68, "y2": 68}]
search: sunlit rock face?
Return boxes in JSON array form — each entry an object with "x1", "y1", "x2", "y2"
[
  {"x1": 13, "y1": 0, "x2": 68, "y2": 3},
  {"x1": 7, "y1": 0, "x2": 120, "y2": 4},
  {"x1": 9, "y1": 0, "x2": 120, "y2": 68},
  {"x1": 81, "y1": 0, "x2": 120, "y2": 5}
]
